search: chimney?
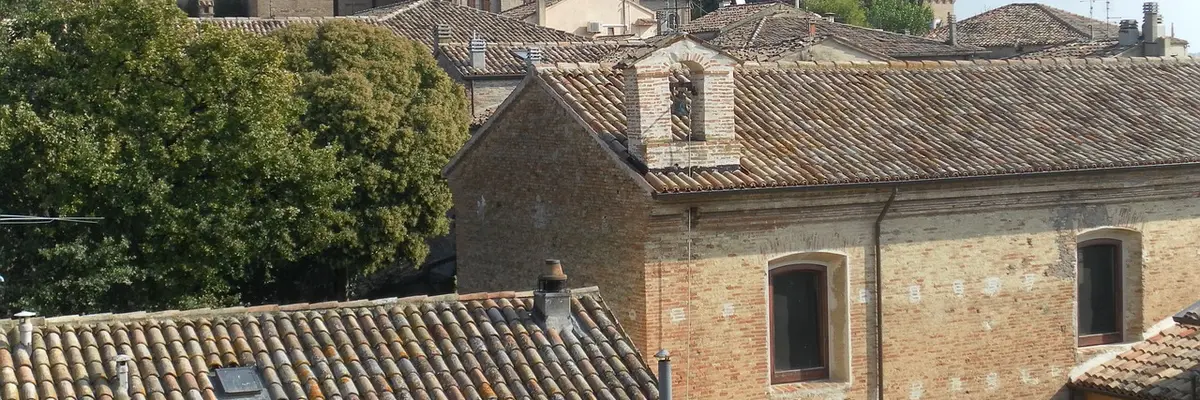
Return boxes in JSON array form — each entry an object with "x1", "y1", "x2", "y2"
[
  {"x1": 524, "y1": 46, "x2": 543, "y2": 74},
  {"x1": 115, "y1": 354, "x2": 131, "y2": 398},
  {"x1": 434, "y1": 24, "x2": 451, "y2": 50},
  {"x1": 468, "y1": 33, "x2": 487, "y2": 70},
  {"x1": 947, "y1": 13, "x2": 958, "y2": 46},
  {"x1": 536, "y1": 0, "x2": 546, "y2": 26},
  {"x1": 1119, "y1": 19, "x2": 1141, "y2": 46},
  {"x1": 793, "y1": 0, "x2": 799, "y2": 9},
  {"x1": 15, "y1": 311, "x2": 35, "y2": 347},
  {"x1": 198, "y1": 0, "x2": 214, "y2": 17},
  {"x1": 533, "y1": 259, "x2": 572, "y2": 334},
  {"x1": 1142, "y1": 2, "x2": 1161, "y2": 44},
  {"x1": 823, "y1": 13, "x2": 835, "y2": 23},
  {"x1": 656, "y1": 349, "x2": 672, "y2": 400}
]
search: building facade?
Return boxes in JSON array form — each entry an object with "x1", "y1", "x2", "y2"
[{"x1": 445, "y1": 34, "x2": 1200, "y2": 399}]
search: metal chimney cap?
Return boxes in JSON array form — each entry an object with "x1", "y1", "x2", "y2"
[
  {"x1": 542, "y1": 259, "x2": 568, "y2": 281},
  {"x1": 14, "y1": 311, "x2": 36, "y2": 318},
  {"x1": 655, "y1": 349, "x2": 670, "y2": 360}
]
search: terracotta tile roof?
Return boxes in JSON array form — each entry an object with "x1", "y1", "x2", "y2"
[
  {"x1": 498, "y1": 0, "x2": 565, "y2": 20},
  {"x1": 440, "y1": 42, "x2": 626, "y2": 77},
  {"x1": 694, "y1": 7, "x2": 984, "y2": 60},
  {"x1": 533, "y1": 57, "x2": 1200, "y2": 193},
  {"x1": 926, "y1": 3, "x2": 1119, "y2": 48},
  {"x1": 194, "y1": 0, "x2": 583, "y2": 48},
  {"x1": 680, "y1": 2, "x2": 793, "y2": 33},
  {"x1": 1071, "y1": 322, "x2": 1200, "y2": 399},
  {"x1": 0, "y1": 287, "x2": 659, "y2": 400},
  {"x1": 1011, "y1": 39, "x2": 1136, "y2": 59}
]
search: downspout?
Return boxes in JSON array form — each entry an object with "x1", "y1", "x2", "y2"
[
  {"x1": 873, "y1": 188, "x2": 897, "y2": 400},
  {"x1": 468, "y1": 79, "x2": 476, "y2": 117}
]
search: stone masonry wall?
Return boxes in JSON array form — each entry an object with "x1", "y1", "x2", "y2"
[
  {"x1": 638, "y1": 167, "x2": 1200, "y2": 400},
  {"x1": 447, "y1": 82, "x2": 656, "y2": 346}
]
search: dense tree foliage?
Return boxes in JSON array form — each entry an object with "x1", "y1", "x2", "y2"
[
  {"x1": 866, "y1": 0, "x2": 935, "y2": 35},
  {"x1": 265, "y1": 21, "x2": 469, "y2": 302},
  {"x1": 803, "y1": 0, "x2": 869, "y2": 26},
  {"x1": 0, "y1": 0, "x2": 468, "y2": 315}
]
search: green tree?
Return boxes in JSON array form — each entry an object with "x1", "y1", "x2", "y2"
[
  {"x1": 866, "y1": 0, "x2": 934, "y2": 35},
  {"x1": 804, "y1": 0, "x2": 869, "y2": 26},
  {"x1": 0, "y1": 0, "x2": 351, "y2": 315},
  {"x1": 266, "y1": 21, "x2": 469, "y2": 301}
]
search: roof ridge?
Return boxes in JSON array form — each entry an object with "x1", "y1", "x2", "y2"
[
  {"x1": 740, "y1": 56, "x2": 1199, "y2": 71},
  {"x1": 1032, "y1": 3, "x2": 1116, "y2": 39},
  {"x1": 24, "y1": 288, "x2": 620, "y2": 326},
  {"x1": 373, "y1": 0, "x2": 431, "y2": 20}
]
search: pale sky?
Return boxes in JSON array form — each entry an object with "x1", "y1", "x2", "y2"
[{"x1": 955, "y1": 0, "x2": 1200, "y2": 45}]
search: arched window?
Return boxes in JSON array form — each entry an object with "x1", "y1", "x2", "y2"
[
  {"x1": 1078, "y1": 238, "x2": 1123, "y2": 346},
  {"x1": 770, "y1": 264, "x2": 829, "y2": 383}
]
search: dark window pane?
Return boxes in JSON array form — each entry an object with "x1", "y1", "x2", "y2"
[
  {"x1": 772, "y1": 270, "x2": 823, "y2": 370},
  {"x1": 1079, "y1": 244, "x2": 1119, "y2": 335}
]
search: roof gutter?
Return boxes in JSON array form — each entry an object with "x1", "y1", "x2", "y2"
[
  {"x1": 873, "y1": 188, "x2": 896, "y2": 400},
  {"x1": 649, "y1": 161, "x2": 1200, "y2": 202}
]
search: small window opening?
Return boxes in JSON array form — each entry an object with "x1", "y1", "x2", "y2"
[{"x1": 1078, "y1": 239, "x2": 1123, "y2": 346}]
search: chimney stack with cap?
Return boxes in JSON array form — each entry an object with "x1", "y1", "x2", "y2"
[
  {"x1": 947, "y1": 13, "x2": 958, "y2": 46},
  {"x1": 656, "y1": 349, "x2": 672, "y2": 400},
  {"x1": 115, "y1": 354, "x2": 132, "y2": 397},
  {"x1": 536, "y1": 0, "x2": 547, "y2": 26},
  {"x1": 1119, "y1": 19, "x2": 1141, "y2": 46},
  {"x1": 533, "y1": 259, "x2": 572, "y2": 333},
  {"x1": 1143, "y1": 2, "x2": 1162, "y2": 44},
  {"x1": 525, "y1": 46, "x2": 543, "y2": 74},
  {"x1": 468, "y1": 33, "x2": 487, "y2": 70},
  {"x1": 15, "y1": 311, "x2": 35, "y2": 347},
  {"x1": 434, "y1": 24, "x2": 451, "y2": 50}
]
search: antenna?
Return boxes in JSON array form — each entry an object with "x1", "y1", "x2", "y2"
[{"x1": 0, "y1": 214, "x2": 103, "y2": 225}]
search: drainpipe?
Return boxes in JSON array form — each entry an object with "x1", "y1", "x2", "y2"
[{"x1": 873, "y1": 188, "x2": 897, "y2": 400}]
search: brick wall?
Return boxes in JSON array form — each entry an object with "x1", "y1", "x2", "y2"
[
  {"x1": 250, "y1": 0, "x2": 334, "y2": 16},
  {"x1": 447, "y1": 82, "x2": 656, "y2": 346},
  {"x1": 638, "y1": 167, "x2": 1200, "y2": 400}
]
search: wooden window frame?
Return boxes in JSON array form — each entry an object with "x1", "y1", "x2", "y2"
[
  {"x1": 769, "y1": 264, "x2": 830, "y2": 384},
  {"x1": 1077, "y1": 238, "x2": 1123, "y2": 347}
]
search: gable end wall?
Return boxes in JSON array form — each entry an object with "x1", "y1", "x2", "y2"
[{"x1": 448, "y1": 82, "x2": 655, "y2": 347}]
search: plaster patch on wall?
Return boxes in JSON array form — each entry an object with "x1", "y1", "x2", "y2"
[
  {"x1": 909, "y1": 381, "x2": 923, "y2": 399},
  {"x1": 1049, "y1": 366, "x2": 1062, "y2": 378},
  {"x1": 858, "y1": 288, "x2": 870, "y2": 304},
  {"x1": 1020, "y1": 369, "x2": 1039, "y2": 385},
  {"x1": 1021, "y1": 274, "x2": 1038, "y2": 291},
  {"x1": 908, "y1": 285, "x2": 921, "y2": 303},
  {"x1": 983, "y1": 277, "x2": 1002, "y2": 296},
  {"x1": 532, "y1": 195, "x2": 548, "y2": 229},
  {"x1": 949, "y1": 377, "x2": 963, "y2": 392},
  {"x1": 952, "y1": 280, "x2": 965, "y2": 297},
  {"x1": 982, "y1": 320, "x2": 993, "y2": 331},
  {"x1": 722, "y1": 303, "x2": 735, "y2": 317},
  {"x1": 985, "y1": 372, "x2": 999, "y2": 391},
  {"x1": 476, "y1": 195, "x2": 486, "y2": 218},
  {"x1": 669, "y1": 308, "x2": 686, "y2": 323}
]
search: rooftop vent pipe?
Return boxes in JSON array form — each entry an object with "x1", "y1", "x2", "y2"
[
  {"x1": 656, "y1": 349, "x2": 672, "y2": 400},
  {"x1": 947, "y1": 13, "x2": 958, "y2": 46},
  {"x1": 15, "y1": 311, "x2": 35, "y2": 347}
]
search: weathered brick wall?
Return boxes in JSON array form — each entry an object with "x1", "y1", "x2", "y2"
[
  {"x1": 249, "y1": 0, "x2": 335, "y2": 16},
  {"x1": 639, "y1": 167, "x2": 1200, "y2": 400},
  {"x1": 447, "y1": 83, "x2": 656, "y2": 346}
]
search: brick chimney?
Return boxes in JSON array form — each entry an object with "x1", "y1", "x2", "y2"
[
  {"x1": 533, "y1": 259, "x2": 573, "y2": 333},
  {"x1": 468, "y1": 34, "x2": 487, "y2": 70},
  {"x1": 1118, "y1": 19, "x2": 1140, "y2": 46},
  {"x1": 621, "y1": 37, "x2": 739, "y2": 170}
]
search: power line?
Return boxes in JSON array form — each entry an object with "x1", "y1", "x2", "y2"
[{"x1": 0, "y1": 214, "x2": 103, "y2": 225}]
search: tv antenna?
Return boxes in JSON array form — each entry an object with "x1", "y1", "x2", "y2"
[{"x1": 0, "y1": 214, "x2": 103, "y2": 225}]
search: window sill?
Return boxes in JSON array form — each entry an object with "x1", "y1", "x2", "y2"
[
  {"x1": 1076, "y1": 341, "x2": 1135, "y2": 358},
  {"x1": 769, "y1": 380, "x2": 851, "y2": 399}
]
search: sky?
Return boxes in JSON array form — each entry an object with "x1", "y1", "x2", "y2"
[{"x1": 954, "y1": 0, "x2": 1200, "y2": 46}]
